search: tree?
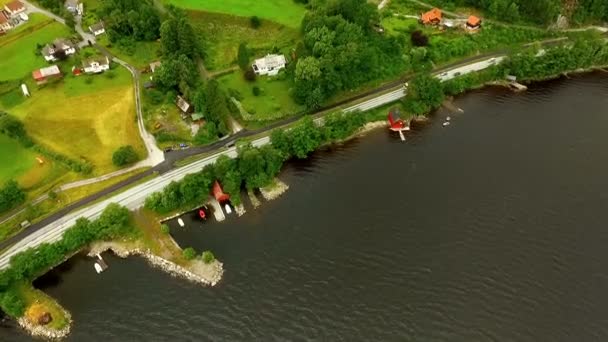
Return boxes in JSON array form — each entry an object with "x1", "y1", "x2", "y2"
[
  {"x1": 0, "y1": 180, "x2": 26, "y2": 214},
  {"x1": 201, "y1": 250, "x2": 215, "y2": 264},
  {"x1": 0, "y1": 288, "x2": 25, "y2": 317},
  {"x1": 160, "y1": 19, "x2": 179, "y2": 57},
  {"x1": 112, "y1": 145, "x2": 139, "y2": 166},
  {"x1": 250, "y1": 16, "x2": 261, "y2": 29},
  {"x1": 237, "y1": 42, "x2": 250, "y2": 72},
  {"x1": 411, "y1": 30, "x2": 428, "y2": 47},
  {"x1": 183, "y1": 247, "x2": 196, "y2": 260},
  {"x1": 404, "y1": 73, "x2": 445, "y2": 116}
]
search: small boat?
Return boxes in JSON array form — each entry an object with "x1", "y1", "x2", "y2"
[
  {"x1": 446, "y1": 116, "x2": 451, "y2": 121},
  {"x1": 199, "y1": 209, "x2": 206, "y2": 220},
  {"x1": 94, "y1": 263, "x2": 104, "y2": 274},
  {"x1": 443, "y1": 121, "x2": 450, "y2": 127},
  {"x1": 224, "y1": 204, "x2": 232, "y2": 214},
  {"x1": 178, "y1": 218, "x2": 185, "y2": 227}
]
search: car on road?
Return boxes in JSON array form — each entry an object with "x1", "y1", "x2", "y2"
[
  {"x1": 179, "y1": 143, "x2": 189, "y2": 149},
  {"x1": 440, "y1": 72, "x2": 448, "y2": 76},
  {"x1": 224, "y1": 141, "x2": 235, "y2": 148},
  {"x1": 454, "y1": 72, "x2": 461, "y2": 76},
  {"x1": 163, "y1": 147, "x2": 172, "y2": 153}
]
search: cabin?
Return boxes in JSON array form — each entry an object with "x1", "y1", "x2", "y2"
[
  {"x1": 4, "y1": 1, "x2": 25, "y2": 16},
  {"x1": 420, "y1": 8, "x2": 442, "y2": 25},
  {"x1": 252, "y1": 54, "x2": 286, "y2": 76},
  {"x1": 466, "y1": 15, "x2": 481, "y2": 30},
  {"x1": 41, "y1": 38, "x2": 76, "y2": 62},
  {"x1": 32, "y1": 65, "x2": 62, "y2": 84},
  {"x1": 82, "y1": 56, "x2": 110, "y2": 73},
  {"x1": 89, "y1": 21, "x2": 105, "y2": 36},
  {"x1": 149, "y1": 61, "x2": 161, "y2": 73},
  {"x1": 175, "y1": 95, "x2": 192, "y2": 113},
  {"x1": 213, "y1": 181, "x2": 230, "y2": 203},
  {"x1": 64, "y1": 0, "x2": 83, "y2": 15}
]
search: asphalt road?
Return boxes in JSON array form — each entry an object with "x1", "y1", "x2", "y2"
[{"x1": 0, "y1": 34, "x2": 592, "y2": 267}]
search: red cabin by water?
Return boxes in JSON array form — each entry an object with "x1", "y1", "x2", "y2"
[
  {"x1": 387, "y1": 109, "x2": 407, "y2": 131},
  {"x1": 213, "y1": 181, "x2": 230, "y2": 203}
]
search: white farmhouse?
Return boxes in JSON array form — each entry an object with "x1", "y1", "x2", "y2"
[
  {"x1": 252, "y1": 54, "x2": 286, "y2": 76},
  {"x1": 89, "y1": 21, "x2": 105, "y2": 36},
  {"x1": 41, "y1": 38, "x2": 76, "y2": 62},
  {"x1": 65, "y1": 0, "x2": 83, "y2": 15},
  {"x1": 83, "y1": 56, "x2": 110, "y2": 74}
]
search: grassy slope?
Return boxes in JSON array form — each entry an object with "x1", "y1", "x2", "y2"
[
  {"x1": 164, "y1": 0, "x2": 306, "y2": 28},
  {"x1": 189, "y1": 10, "x2": 300, "y2": 71},
  {"x1": 0, "y1": 135, "x2": 36, "y2": 184},
  {"x1": 0, "y1": 15, "x2": 73, "y2": 82},
  {"x1": 8, "y1": 68, "x2": 145, "y2": 175}
]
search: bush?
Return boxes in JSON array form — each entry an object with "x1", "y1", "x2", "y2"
[
  {"x1": 183, "y1": 247, "x2": 196, "y2": 260},
  {"x1": 0, "y1": 180, "x2": 26, "y2": 214},
  {"x1": 411, "y1": 30, "x2": 428, "y2": 47},
  {"x1": 250, "y1": 16, "x2": 261, "y2": 29},
  {"x1": 84, "y1": 76, "x2": 93, "y2": 84},
  {"x1": 0, "y1": 288, "x2": 25, "y2": 317},
  {"x1": 112, "y1": 145, "x2": 139, "y2": 167},
  {"x1": 160, "y1": 224, "x2": 170, "y2": 234},
  {"x1": 201, "y1": 250, "x2": 215, "y2": 264},
  {"x1": 104, "y1": 70, "x2": 116, "y2": 79},
  {"x1": 244, "y1": 69, "x2": 256, "y2": 82},
  {"x1": 252, "y1": 86, "x2": 261, "y2": 96}
]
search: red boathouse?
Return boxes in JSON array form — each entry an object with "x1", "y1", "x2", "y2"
[
  {"x1": 387, "y1": 109, "x2": 407, "y2": 131},
  {"x1": 213, "y1": 181, "x2": 230, "y2": 203}
]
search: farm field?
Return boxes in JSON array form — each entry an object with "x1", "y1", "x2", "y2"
[
  {"x1": 189, "y1": 11, "x2": 299, "y2": 71},
  {"x1": 0, "y1": 134, "x2": 36, "y2": 184},
  {"x1": 217, "y1": 71, "x2": 303, "y2": 122},
  {"x1": 0, "y1": 14, "x2": 73, "y2": 82},
  {"x1": 7, "y1": 68, "x2": 145, "y2": 176},
  {"x1": 164, "y1": 0, "x2": 307, "y2": 28}
]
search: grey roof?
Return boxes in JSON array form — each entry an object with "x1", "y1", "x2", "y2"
[
  {"x1": 83, "y1": 56, "x2": 109, "y2": 68},
  {"x1": 89, "y1": 21, "x2": 104, "y2": 32},
  {"x1": 41, "y1": 38, "x2": 75, "y2": 56}
]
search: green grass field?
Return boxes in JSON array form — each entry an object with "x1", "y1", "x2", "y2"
[
  {"x1": 7, "y1": 68, "x2": 145, "y2": 176},
  {"x1": 189, "y1": 11, "x2": 300, "y2": 71},
  {"x1": 164, "y1": 0, "x2": 307, "y2": 28},
  {"x1": 0, "y1": 135, "x2": 36, "y2": 184},
  {"x1": 0, "y1": 14, "x2": 73, "y2": 82},
  {"x1": 97, "y1": 35, "x2": 161, "y2": 69},
  {"x1": 218, "y1": 71, "x2": 303, "y2": 122}
]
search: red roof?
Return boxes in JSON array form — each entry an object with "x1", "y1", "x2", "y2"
[
  {"x1": 467, "y1": 15, "x2": 481, "y2": 26},
  {"x1": 212, "y1": 181, "x2": 230, "y2": 202},
  {"x1": 421, "y1": 8, "x2": 442, "y2": 24},
  {"x1": 32, "y1": 70, "x2": 43, "y2": 80},
  {"x1": 5, "y1": 0, "x2": 25, "y2": 12},
  {"x1": 0, "y1": 11, "x2": 9, "y2": 24}
]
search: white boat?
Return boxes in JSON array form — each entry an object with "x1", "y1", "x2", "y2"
[
  {"x1": 94, "y1": 263, "x2": 103, "y2": 274},
  {"x1": 443, "y1": 121, "x2": 450, "y2": 127},
  {"x1": 224, "y1": 204, "x2": 232, "y2": 214},
  {"x1": 178, "y1": 218, "x2": 185, "y2": 227}
]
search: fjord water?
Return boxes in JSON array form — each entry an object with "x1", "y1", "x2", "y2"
[{"x1": 3, "y1": 73, "x2": 608, "y2": 341}]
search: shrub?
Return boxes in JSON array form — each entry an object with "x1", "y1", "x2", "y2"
[
  {"x1": 160, "y1": 224, "x2": 170, "y2": 234},
  {"x1": 183, "y1": 247, "x2": 196, "y2": 260},
  {"x1": 244, "y1": 69, "x2": 256, "y2": 82},
  {"x1": 105, "y1": 70, "x2": 116, "y2": 79},
  {"x1": 252, "y1": 86, "x2": 261, "y2": 96},
  {"x1": 112, "y1": 145, "x2": 139, "y2": 167},
  {"x1": 411, "y1": 30, "x2": 428, "y2": 47},
  {"x1": 84, "y1": 76, "x2": 93, "y2": 84},
  {"x1": 201, "y1": 250, "x2": 215, "y2": 264},
  {"x1": 0, "y1": 180, "x2": 26, "y2": 214},
  {"x1": 250, "y1": 16, "x2": 261, "y2": 29},
  {"x1": 0, "y1": 288, "x2": 26, "y2": 317}
]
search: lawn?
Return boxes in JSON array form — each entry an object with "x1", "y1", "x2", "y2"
[
  {"x1": 164, "y1": 0, "x2": 307, "y2": 28},
  {"x1": 0, "y1": 14, "x2": 73, "y2": 82},
  {"x1": 0, "y1": 134, "x2": 37, "y2": 184},
  {"x1": 217, "y1": 71, "x2": 303, "y2": 122},
  {"x1": 8, "y1": 68, "x2": 145, "y2": 176},
  {"x1": 189, "y1": 10, "x2": 300, "y2": 71},
  {"x1": 96, "y1": 33, "x2": 161, "y2": 69}
]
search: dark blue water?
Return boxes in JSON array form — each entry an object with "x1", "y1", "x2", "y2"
[{"x1": 3, "y1": 72, "x2": 608, "y2": 341}]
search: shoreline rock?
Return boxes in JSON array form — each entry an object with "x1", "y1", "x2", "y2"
[
  {"x1": 247, "y1": 190, "x2": 261, "y2": 209},
  {"x1": 18, "y1": 310, "x2": 71, "y2": 340},
  {"x1": 88, "y1": 242, "x2": 224, "y2": 287},
  {"x1": 235, "y1": 204, "x2": 246, "y2": 217},
  {"x1": 260, "y1": 179, "x2": 289, "y2": 201}
]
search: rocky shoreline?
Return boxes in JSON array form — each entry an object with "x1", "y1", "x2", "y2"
[
  {"x1": 88, "y1": 242, "x2": 224, "y2": 286},
  {"x1": 260, "y1": 178, "x2": 289, "y2": 201},
  {"x1": 17, "y1": 309, "x2": 71, "y2": 340}
]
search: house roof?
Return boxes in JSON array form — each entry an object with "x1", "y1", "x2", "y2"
[
  {"x1": 65, "y1": 0, "x2": 79, "y2": 7},
  {"x1": 150, "y1": 61, "x2": 161, "y2": 73},
  {"x1": 191, "y1": 113, "x2": 204, "y2": 121},
  {"x1": 421, "y1": 8, "x2": 442, "y2": 24},
  {"x1": 467, "y1": 15, "x2": 481, "y2": 26},
  {"x1": 82, "y1": 56, "x2": 109, "y2": 68},
  {"x1": 89, "y1": 21, "x2": 104, "y2": 32},
  {"x1": 42, "y1": 38, "x2": 75, "y2": 56},
  {"x1": 176, "y1": 95, "x2": 191, "y2": 112},
  {"x1": 5, "y1": 1, "x2": 25, "y2": 12},
  {"x1": 33, "y1": 65, "x2": 61, "y2": 79},
  {"x1": 0, "y1": 11, "x2": 9, "y2": 24},
  {"x1": 253, "y1": 54, "x2": 286, "y2": 70}
]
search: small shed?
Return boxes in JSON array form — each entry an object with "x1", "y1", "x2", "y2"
[
  {"x1": 421, "y1": 8, "x2": 442, "y2": 25},
  {"x1": 466, "y1": 15, "x2": 481, "y2": 30},
  {"x1": 176, "y1": 95, "x2": 192, "y2": 113},
  {"x1": 213, "y1": 181, "x2": 230, "y2": 203},
  {"x1": 149, "y1": 61, "x2": 161, "y2": 73},
  {"x1": 21, "y1": 83, "x2": 30, "y2": 97},
  {"x1": 191, "y1": 113, "x2": 204, "y2": 121}
]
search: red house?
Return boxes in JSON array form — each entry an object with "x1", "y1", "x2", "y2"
[
  {"x1": 212, "y1": 181, "x2": 230, "y2": 203},
  {"x1": 32, "y1": 65, "x2": 62, "y2": 84},
  {"x1": 388, "y1": 110, "x2": 407, "y2": 131}
]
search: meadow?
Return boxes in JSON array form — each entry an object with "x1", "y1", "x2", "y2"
[
  {"x1": 164, "y1": 0, "x2": 307, "y2": 28},
  {"x1": 0, "y1": 14, "x2": 73, "y2": 82},
  {"x1": 189, "y1": 11, "x2": 300, "y2": 71},
  {"x1": 7, "y1": 68, "x2": 145, "y2": 176}
]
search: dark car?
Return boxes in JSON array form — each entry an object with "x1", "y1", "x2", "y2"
[{"x1": 163, "y1": 147, "x2": 172, "y2": 153}]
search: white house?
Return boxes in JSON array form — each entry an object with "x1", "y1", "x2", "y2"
[
  {"x1": 89, "y1": 21, "x2": 105, "y2": 36},
  {"x1": 252, "y1": 54, "x2": 286, "y2": 76},
  {"x1": 83, "y1": 56, "x2": 110, "y2": 74},
  {"x1": 64, "y1": 0, "x2": 83, "y2": 15},
  {"x1": 41, "y1": 38, "x2": 76, "y2": 62},
  {"x1": 0, "y1": 11, "x2": 12, "y2": 32},
  {"x1": 4, "y1": 1, "x2": 25, "y2": 16}
]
